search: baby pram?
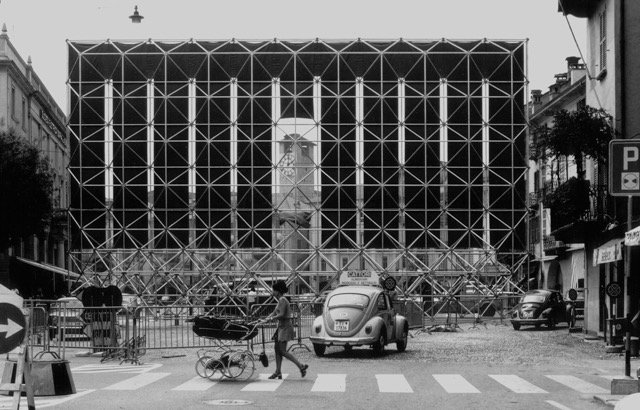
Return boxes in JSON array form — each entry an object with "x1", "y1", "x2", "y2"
[
  {"x1": 192, "y1": 316, "x2": 258, "y2": 341},
  {"x1": 191, "y1": 316, "x2": 267, "y2": 381}
]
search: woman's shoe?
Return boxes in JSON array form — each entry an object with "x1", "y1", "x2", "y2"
[
  {"x1": 268, "y1": 372, "x2": 282, "y2": 379},
  {"x1": 300, "y1": 364, "x2": 308, "y2": 378}
]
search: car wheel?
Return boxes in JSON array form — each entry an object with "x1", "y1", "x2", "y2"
[
  {"x1": 396, "y1": 328, "x2": 408, "y2": 352},
  {"x1": 313, "y1": 343, "x2": 326, "y2": 357},
  {"x1": 535, "y1": 324, "x2": 541, "y2": 329},
  {"x1": 343, "y1": 345, "x2": 353, "y2": 353},
  {"x1": 372, "y1": 332, "x2": 386, "y2": 356},
  {"x1": 512, "y1": 322, "x2": 521, "y2": 330}
]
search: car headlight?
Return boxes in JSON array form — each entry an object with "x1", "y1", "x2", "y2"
[
  {"x1": 315, "y1": 324, "x2": 322, "y2": 333},
  {"x1": 365, "y1": 325, "x2": 372, "y2": 334}
]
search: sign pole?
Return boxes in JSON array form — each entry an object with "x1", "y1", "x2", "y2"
[{"x1": 624, "y1": 195, "x2": 632, "y2": 377}]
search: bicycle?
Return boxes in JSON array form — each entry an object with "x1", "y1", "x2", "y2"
[{"x1": 100, "y1": 334, "x2": 147, "y2": 365}]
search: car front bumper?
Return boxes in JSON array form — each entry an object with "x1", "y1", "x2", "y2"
[
  {"x1": 309, "y1": 335, "x2": 377, "y2": 347},
  {"x1": 511, "y1": 318, "x2": 549, "y2": 326}
]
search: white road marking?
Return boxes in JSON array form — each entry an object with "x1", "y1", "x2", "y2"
[
  {"x1": 0, "y1": 389, "x2": 95, "y2": 409},
  {"x1": 103, "y1": 372, "x2": 170, "y2": 390},
  {"x1": 489, "y1": 374, "x2": 547, "y2": 393},
  {"x1": 311, "y1": 374, "x2": 346, "y2": 392},
  {"x1": 546, "y1": 400, "x2": 574, "y2": 410},
  {"x1": 433, "y1": 374, "x2": 480, "y2": 393},
  {"x1": 241, "y1": 373, "x2": 288, "y2": 391},
  {"x1": 172, "y1": 376, "x2": 217, "y2": 391},
  {"x1": 72, "y1": 363, "x2": 162, "y2": 374},
  {"x1": 545, "y1": 375, "x2": 608, "y2": 394},
  {"x1": 375, "y1": 374, "x2": 413, "y2": 393}
]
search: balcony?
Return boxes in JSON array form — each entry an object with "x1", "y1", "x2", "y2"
[{"x1": 535, "y1": 180, "x2": 610, "y2": 230}]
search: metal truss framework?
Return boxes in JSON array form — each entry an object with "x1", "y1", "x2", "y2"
[{"x1": 67, "y1": 38, "x2": 529, "y2": 315}]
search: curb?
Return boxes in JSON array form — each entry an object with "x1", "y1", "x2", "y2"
[{"x1": 593, "y1": 394, "x2": 623, "y2": 407}]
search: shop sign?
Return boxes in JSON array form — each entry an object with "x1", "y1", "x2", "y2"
[
  {"x1": 593, "y1": 241, "x2": 623, "y2": 265},
  {"x1": 625, "y1": 225, "x2": 640, "y2": 246}
]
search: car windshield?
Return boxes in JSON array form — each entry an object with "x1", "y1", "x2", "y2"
[
  {"x1": 327, "y1": 293, "x2": 370, "y2": 309},
  {"x1": 521, "y1": 294, "x2": 546, "y2": 304}
]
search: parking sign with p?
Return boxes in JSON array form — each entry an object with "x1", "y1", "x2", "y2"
[{"x1": 609, "y1": 140, "x2": 640, "y2": 196}]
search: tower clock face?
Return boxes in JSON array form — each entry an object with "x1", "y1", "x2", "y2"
[{"x1": 281, "y1": 152, "x2": 295, "y2": 177}]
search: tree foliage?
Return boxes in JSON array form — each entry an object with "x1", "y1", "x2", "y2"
[
  {"x1": 533, "y1": 106, "x2": 615, "y2": 178},
  {"x1": 0, "y1": 130, "x2": 54, "y2": 248}
]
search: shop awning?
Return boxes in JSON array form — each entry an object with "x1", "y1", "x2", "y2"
[
  {"x1": 593, "y1": 238, "x2": 624, "y2": 266},
  {"x1": 625, "y1": 225, "x2": 640, "y2": 246}
]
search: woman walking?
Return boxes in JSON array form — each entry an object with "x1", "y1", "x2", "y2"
[{"x1": 262, "y1": 280, "x2": 308, "y2": 379}]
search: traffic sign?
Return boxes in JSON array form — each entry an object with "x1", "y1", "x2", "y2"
[
  {"x1": 0, "y1": 302, "x2": 26, "y2": 353},
  {"x1": 609, "y1": 140, "x2": 640, "y2": 196},
  {"x1": 606, "y1": 281, "x2": 622, "y2": 298}
]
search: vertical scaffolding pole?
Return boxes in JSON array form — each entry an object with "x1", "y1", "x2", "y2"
[
  {"x1": 147, "y1": 79, "x2": 155, "y2": 249},
  {"x1": 398, "y1": 78, "x2": 406, "y2": 250},
  {"x1": 482, "y1": 79, "x2": 491, "y2": 249},
  {"x1": 104, "y1": 79, "x2": 114, "y2": 249},
  {"x1": 439, "y1": 78, "x2": 449, "y2": 247},
  {"x1": 188, "y1": 78, "x2": 197, "y2": 248},
  {"x1": 355, "y1": 77, "x2": 365, "y2": 256}
]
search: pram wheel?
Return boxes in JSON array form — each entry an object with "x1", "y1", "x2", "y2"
[
  {"x1": 196, "y1": 356, "x2": 222, "y2": 379},
  {"x1": 224, "y1": 351, "x2": 256, "y2": 381}
]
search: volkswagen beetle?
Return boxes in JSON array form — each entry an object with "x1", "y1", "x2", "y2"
[
  {"x1": 309, "y1": 272, "x2": 409, "y2": 356},
  {"x1": 511, "y1": 289, "x2": 571, "y2": 330}
]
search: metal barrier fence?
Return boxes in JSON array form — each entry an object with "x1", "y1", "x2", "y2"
[
  {"x1": 22, "y1": 301, "x2": 323, "y2": 354},
  {"x1": 23, "y1": 294, "x2": 521, "y2": 355}
]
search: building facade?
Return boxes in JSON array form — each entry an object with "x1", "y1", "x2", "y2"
[
  {"x1": 528, "y1": 56, "x2": 591, "y2": 325},
  {"x1": 67, "y1": 38, "x2": 529, "y2": 312},
  {"x1": 0, "y1": 24, "x2": 68, "y2": 296},
  {"x1": 560, "y1": 0, "x2": 640, "y2": 338}
]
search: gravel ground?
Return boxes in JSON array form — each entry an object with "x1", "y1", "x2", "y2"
[{"x1": 135, "y1": 319, "x2": 618, "y2": 369}]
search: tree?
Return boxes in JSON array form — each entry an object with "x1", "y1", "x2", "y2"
[
  {"x1": 534, "y1": 106, "x2": 614, "y2": 179},
  {"x1": 0, "y1": 130, "x2": 54, "y2": 249}
]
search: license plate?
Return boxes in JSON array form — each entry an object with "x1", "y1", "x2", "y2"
[{"x1": 334, "y1": 320, "x2": 349, "y2": 331}]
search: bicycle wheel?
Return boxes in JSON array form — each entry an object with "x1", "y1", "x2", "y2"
[{"x1": 225, "y1": 351, "x2": 255, "y2": 381}]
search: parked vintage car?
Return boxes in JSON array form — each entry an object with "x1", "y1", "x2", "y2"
[
  {"x1": 309, "y1": 271, "x2": 409, "y2": 356},
  {"x1": 510, "y1": 289, "x2": 571, "y2": 330},
  {"x1": 48, "y1": 296, "x2": 89, "y2": 340}
]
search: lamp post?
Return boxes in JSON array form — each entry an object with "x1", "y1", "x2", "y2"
[{"x1": 129, "y1": 6, "x2": 144, "y2": 23}]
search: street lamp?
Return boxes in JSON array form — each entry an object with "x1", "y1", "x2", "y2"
[{"x1": 129, "y1": 5, "x2": 144, "y2": 23}]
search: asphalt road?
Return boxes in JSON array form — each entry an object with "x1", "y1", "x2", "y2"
[{"x1": 1, "y1": 322, "x2": 632, "y2": 409}]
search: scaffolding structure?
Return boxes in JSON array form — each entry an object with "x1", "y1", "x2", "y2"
[{"x1": 67, "y1": 38, "x2": 529, "y2": 315}]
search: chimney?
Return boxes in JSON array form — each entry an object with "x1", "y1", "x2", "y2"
[
  {"x1": 531, "y1": 89, "x2": 542, "y2": 105},
  {"x1": 566, "y1": 56, "x2": 580, "y2": 70},
  {"x1": 566, "y1": 56, "x2": 586, "y2": 84}
]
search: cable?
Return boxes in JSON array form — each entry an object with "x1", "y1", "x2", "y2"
[{"x1": 558, "y1": 1, "x2": 604, "y2": 110}]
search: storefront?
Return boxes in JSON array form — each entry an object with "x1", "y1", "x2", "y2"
[{"x1": 587, "y1": 238, "x2": 624, "y2": 337}]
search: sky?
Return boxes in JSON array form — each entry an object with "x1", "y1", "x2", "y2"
[{"x1": 1, "y1": 0, "x2": 586, "y2": 113}]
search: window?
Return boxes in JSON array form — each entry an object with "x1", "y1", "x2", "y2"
[
  {"x1": 22, "y1": 98, "x2": 27, "y2": 130},
  {"x1": 377, "y1": 294, "x2": 387, "y2": 310},
  {"x1": 11, "y1": 87, "x2": 16, "y2": 118},
  {"x1": 599, "y1": 8, "x2": 607, "y2": 73}
]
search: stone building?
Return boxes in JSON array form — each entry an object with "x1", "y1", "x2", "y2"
[{"x1": 0, "y1": 24, "x2": 69, "y2": 297}]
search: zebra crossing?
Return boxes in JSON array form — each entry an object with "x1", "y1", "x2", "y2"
[
  {"x1": 82, "y1": 367, "x2": 612, "y2": 395},
  {"x1": 0, "y1": 390, "x2": 95, "y2": 409}
]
